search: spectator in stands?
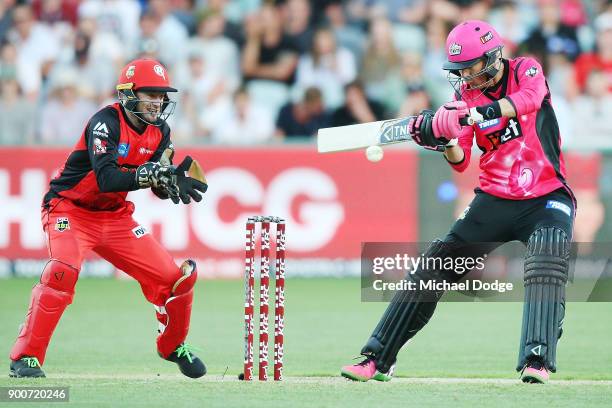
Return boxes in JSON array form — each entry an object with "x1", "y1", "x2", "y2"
[
  {"x1": 379, "y1": 52, "x2": 431, "y2": 117},
  {"x1": 397, "y1": 83, "x2": 431, "y2": 118},
  {"x1": 283, "y1": 0, "x2": 314, "y2": 54},
  {"x1": 323, "y1": 1, "x2": 366, "y2": 62},
  {"x1": 559, "y1": 0, "x2": 588, "y2": 28},
  {"x1": 0, "y1": 41, "x2": 17, "y2": 83},
  {"x1": 570, "y1": 70, "x2": 612, "y2": 148},
  {"x1": 600, "y1": 0, "x2": 612, "y2": 15},
  {"x1": 360, "y1": 17, "x2": 401, "y2": 111},
  {"x1": 422, "y1": 17, "x2": 454, "y2": 107},
  {"x1": 147, "y1": 0, "x2": 189, "y2": 64},
  {"x1": 33, "y1": 0, "x2": 78, "y2": 68},
  {"x1": 33, "y1": 0, "x2": 78, "y2": 26},
  {"x1": 574, "y1": 12, "x2": 612, "y2": 94},
  {"x1": 39, "y1": 69, "x2": 97, "y2": 145},
  {"x1": 275, "y1": 86, "x2": 330, "y2": 139},
  {"x1": 429, "y1": 0, "x2": 490, "y2": 24},
  {"x1": 135, "y1": 10, "x2": 162, "y2": 59},
  {"x1": 49, "y1": 25, "x2": 117, "y2": 105},
  {"x1": 73, "y1": 16, "x2": 124, "y2": 98},
  {"x1": 172, "y1": 55, "x2": 203, "y2": 143},
  {"x1": 0, "y1": 78, "x2": 36, "y2": 145},
  {"x1": 202, "y1": 0, "x2": 245, "y2": 47},
  {"x1": 330, "y1": 80, "x2": 385, "y2": 127},
  {"x1": 241, "y1": 3, "x2": 298, "y2": 85},
  {"x1": 188, "y1": 9, "x2": 240, "y2": 87},
  {"x1": 0, "y1": 0, "x2": 16, "y2": 44},
  {"x1": 519, "y1": 0, "x2": 581, "y2": 73},
  {"x1": 295, "y1": 27, "x2": 357, "y2": 109},
  {"x1": 488, "y1": 0, "x2": 535, "y2": 50},
  {"x1": 210, "y1": 86, "x2": 274, "y2": 145},
  {"x1": 346, "y1": 0, "x2": 427, "y2": 25},
  {"x1": 77, "y1": 0, "x2": 141, "y2": 53},
  {"x1": 171, "y1": 0, "x2": 198, "y2": 36},
  {"x1": 7, "y1": 4, "x2": 61, "y2": 100},
  {"x1": 174, "y1": 49, "x2": 238, "y2": 141}
]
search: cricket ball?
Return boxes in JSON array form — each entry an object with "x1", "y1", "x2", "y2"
[{"x1": 366, "y1": 145, "x2": 384, "y2": 162}]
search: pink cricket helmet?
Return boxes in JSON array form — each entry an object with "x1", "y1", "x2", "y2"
[{"x1": 443, "y1": 20, "x2": 504, "y2": 71}]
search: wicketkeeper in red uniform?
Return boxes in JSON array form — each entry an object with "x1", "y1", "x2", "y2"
[{"x1": 9, "y1": 59, "x2": 208, "y2": 379}]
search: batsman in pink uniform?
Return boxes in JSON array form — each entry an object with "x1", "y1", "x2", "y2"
[
  {"x1": 342, "y1": 20, "x2": 575, "y2": 384},
  {"x1": 9, "y1": 59, "x2": 208, "y2": 379}
]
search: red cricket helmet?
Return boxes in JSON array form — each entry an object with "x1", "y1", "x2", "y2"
[{"x1": 116, "y1": 58, "x2": 177, "y2": 125}]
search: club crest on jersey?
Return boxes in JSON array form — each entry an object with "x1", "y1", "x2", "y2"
[
  {"x1": 525, "y1": 66, "x2": 538, "y2": 77},
  {"x1": 153, "y1": 64, "x2": 166, "y2": 79},
  {"x1": 480, "y1": 31, "x2": 494, "y2": 44},
  {"x1": 126, "y1": 65, "x2": 136, "y2": 79},
  {"x1": 118, "y1": 143, "x2": 130, "y2": 157},
  {"x1": 93, "y1": 137, "x2": 107, "y2": 155},
  {"x1": 449, "y1": 43, "x2": 462, "y2": 56},
  {"x1": 55, "y1": 217, "x2": 70, "y2": 232}
]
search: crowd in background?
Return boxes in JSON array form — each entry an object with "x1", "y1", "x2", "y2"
[{"x1": 0, "y1": 0, "x2": 610, "y2": 147}]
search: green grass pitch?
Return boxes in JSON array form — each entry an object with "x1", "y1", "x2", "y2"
[{"x1": 1, "y1": 278, "x2": 611, "y2": 407}]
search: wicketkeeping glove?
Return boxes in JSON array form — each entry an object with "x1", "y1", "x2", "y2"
[
  {"x1": 160, "y1": 156, "x2": 209, "y2": 205},
  {"x1": 136, "y1": 162, "x2": 175, "y2": 189}
]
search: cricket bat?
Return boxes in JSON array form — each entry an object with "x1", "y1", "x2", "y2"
[{"x1": 317, "y1": 116, "x2": 472, "y2": 153}]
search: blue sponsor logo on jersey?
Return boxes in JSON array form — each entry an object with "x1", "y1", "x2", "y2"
[
  {"x1": 477, "y1": 118, "x2": 500, "y2": 130},
  {"x1": 546, "y1": 200, "x2": 571, "y2": 217},
  {"x1": 118, "y1": 143, "x2": 130, "y2": 157}
]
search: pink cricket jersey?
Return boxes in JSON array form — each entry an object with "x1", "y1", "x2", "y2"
[{"x1": 449, "y1": 57, "x2": 572, "y2": 200}]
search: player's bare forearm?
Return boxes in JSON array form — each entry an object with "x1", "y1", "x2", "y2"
[
  {"x1": 443, "y1": 145, "x2": 464, "y2": 164},
  {"x1": 499, "y1": 98, "x2": 516, "y2": 118}
]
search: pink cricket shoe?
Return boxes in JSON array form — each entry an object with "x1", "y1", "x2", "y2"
[
  {"x1": 520, "y1": 360, "x2": 550, "y2": 384},
  {"x1": 341, "y1": 357, "x2": 394, "y2": 382}
]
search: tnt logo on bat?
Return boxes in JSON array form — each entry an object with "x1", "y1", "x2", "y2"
[{"x1": 379, "y1": 117, "x2": 412, "y2": 143}]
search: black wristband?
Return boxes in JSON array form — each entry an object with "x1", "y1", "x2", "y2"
[{"x1": 475, "y1": 101, "x2": 502, "y2": 120}]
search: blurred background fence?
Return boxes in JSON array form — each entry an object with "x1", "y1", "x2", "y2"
[{"x1": 1, "y1": 145, "x2": 610, "y2": 278}]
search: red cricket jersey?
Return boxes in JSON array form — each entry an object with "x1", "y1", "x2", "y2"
[{"x1": 44, "y1": 103, "x2": 172, "y2": 210}]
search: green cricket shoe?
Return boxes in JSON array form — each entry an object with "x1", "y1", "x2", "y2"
[
  {"x1": 9, "y1": 356, "x2": 45, "y2": 378},
  {"x1": 164, "y1": 343, "x2": 206, "y2": 379},
  {"x1": 341, "y1": 357, "x2": 394, "y2": 382}
]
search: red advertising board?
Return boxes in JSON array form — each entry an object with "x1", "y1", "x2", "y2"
[{"x1": 0, "y1": 147, "x2": 418, "y2": 277}]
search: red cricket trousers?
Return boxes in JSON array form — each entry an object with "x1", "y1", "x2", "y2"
[{"x1": 10, "y1": 198, "x2": 191, "y2": 364}]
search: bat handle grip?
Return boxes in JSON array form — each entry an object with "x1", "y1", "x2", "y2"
[{"x1": 459, "y1": 116, "x2": 474, "y2": 126}]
